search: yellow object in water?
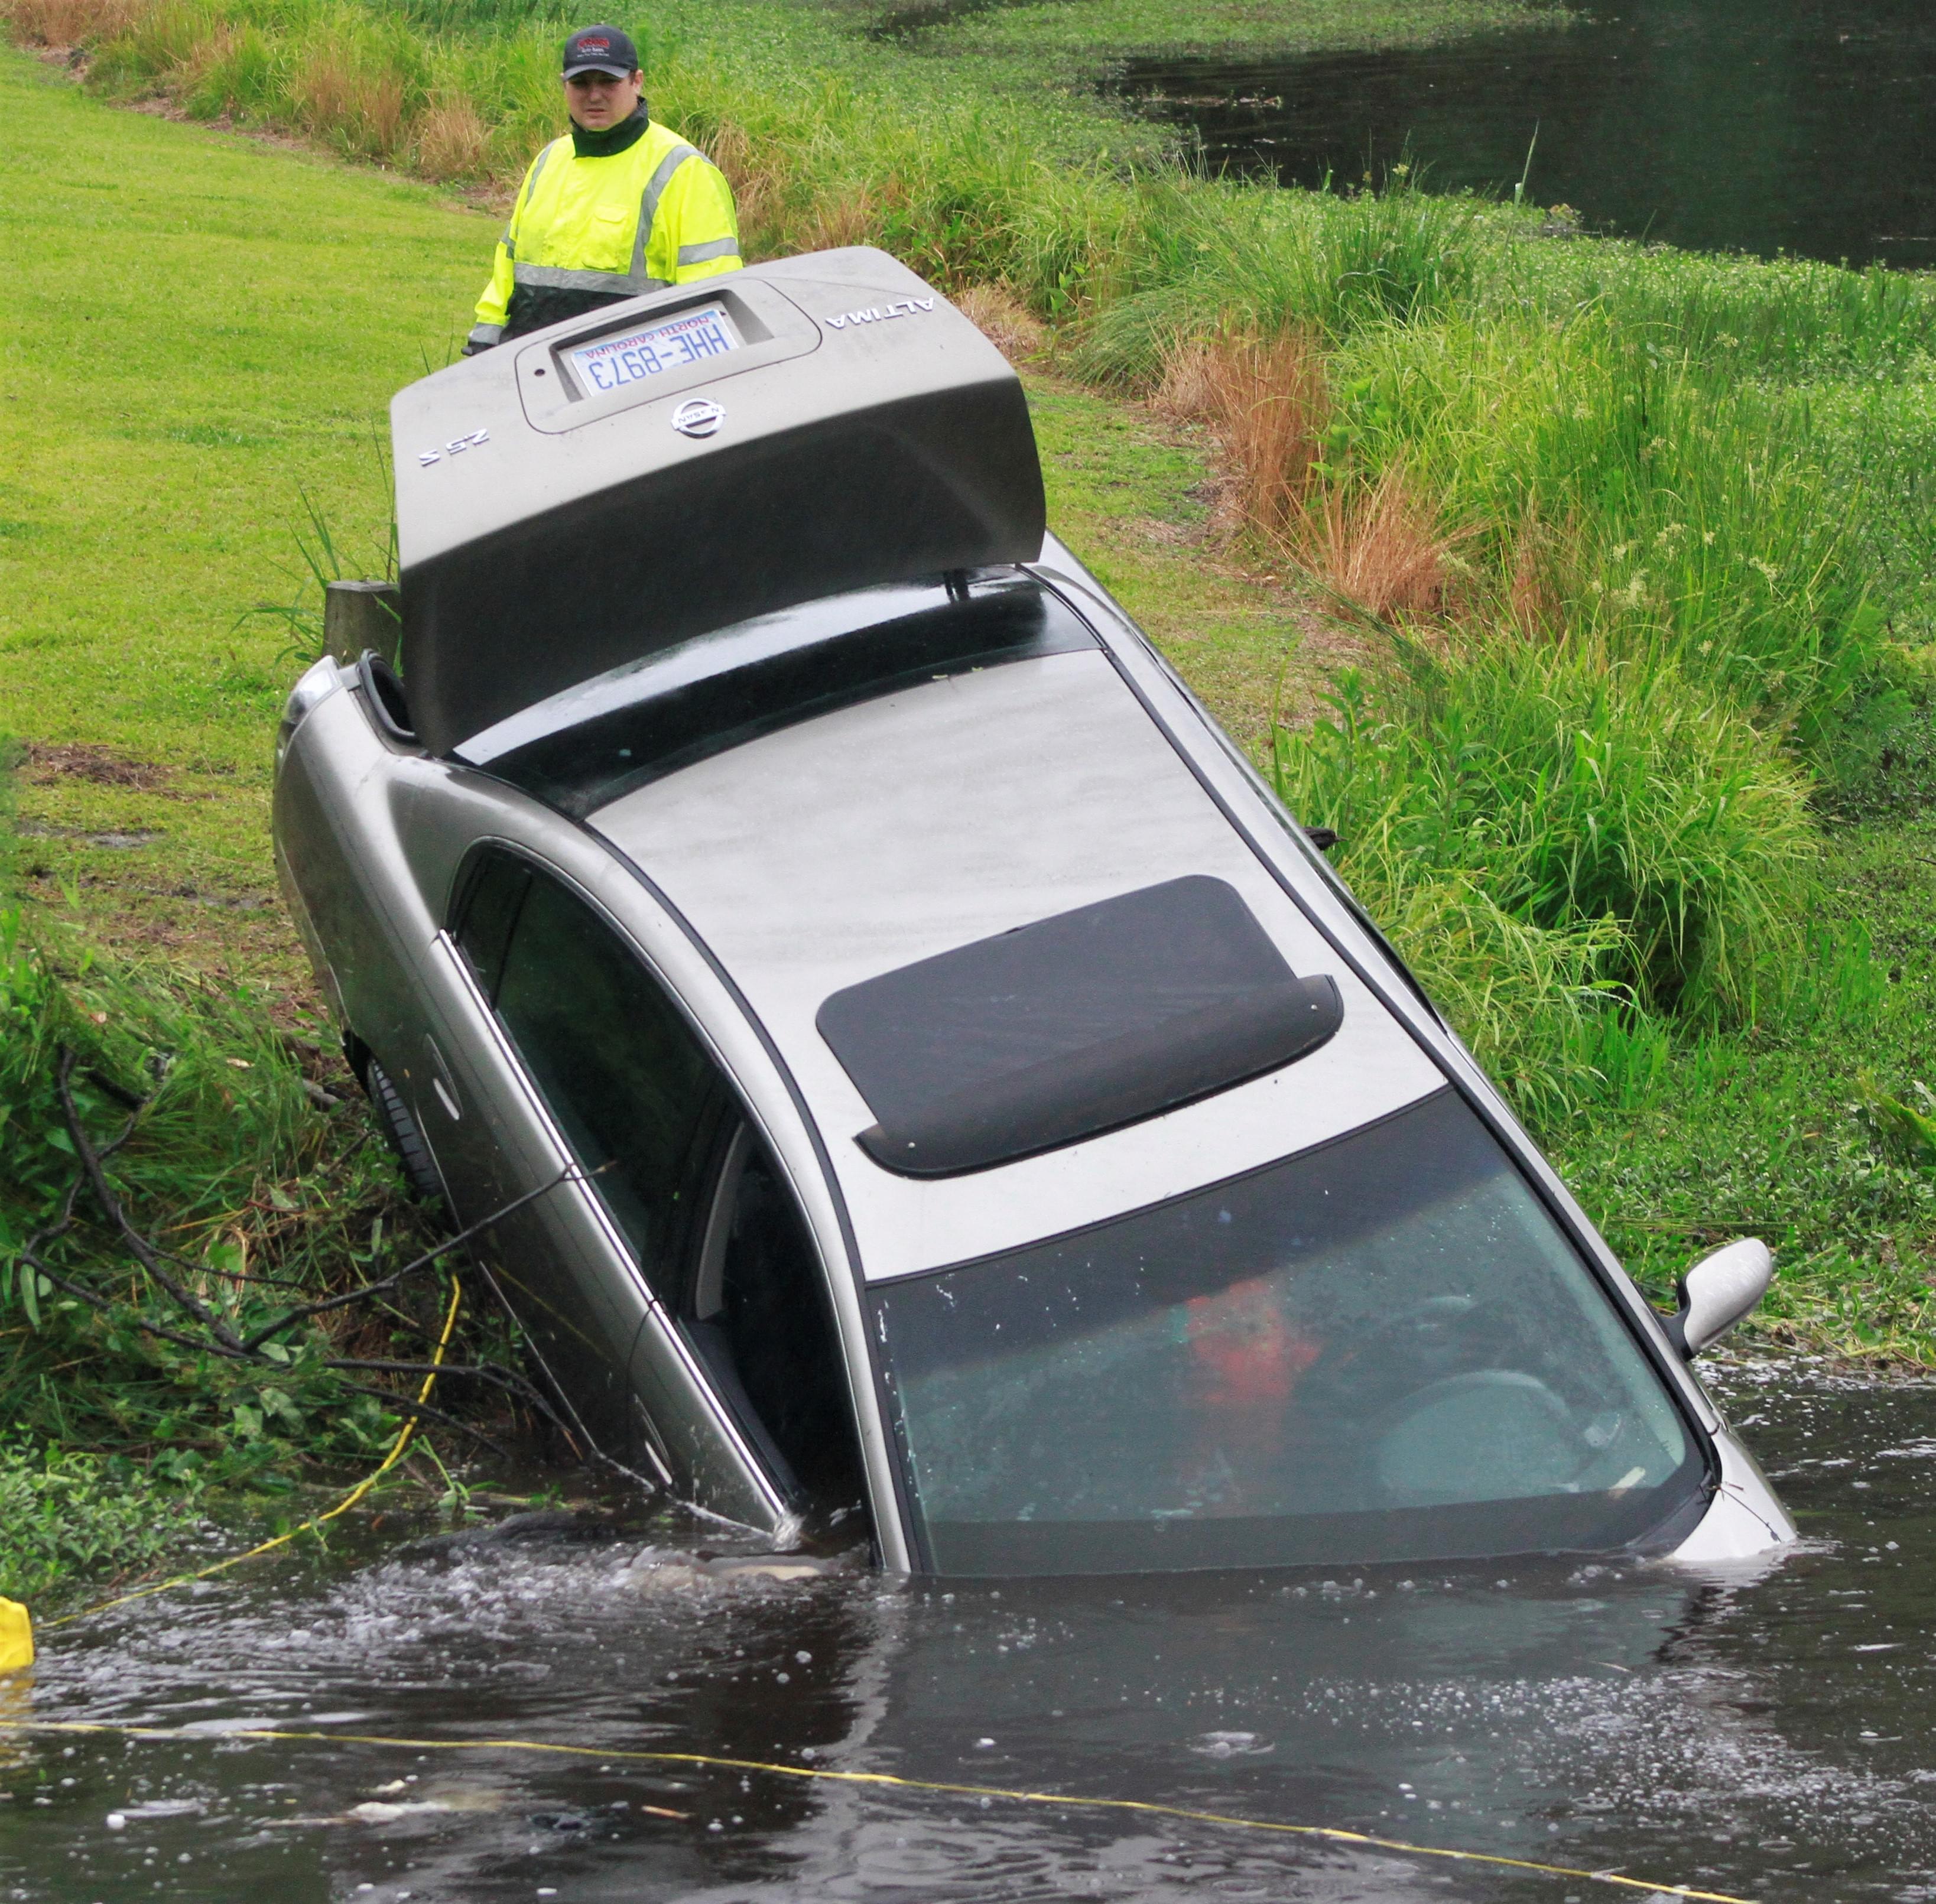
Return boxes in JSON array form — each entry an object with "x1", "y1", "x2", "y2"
[{"x1": 0, "y1": 1600, "x2": 34, "y2": 1674}]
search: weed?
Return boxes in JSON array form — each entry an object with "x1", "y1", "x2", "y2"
[
  {"x1": 0, "y1": 904, "x2": 448, "y2": 1476},
  {"x1": 1563, "y1": 1007, "x2": 1672, "y2": 1115},
  {"x1": 1858, "y1": 1072, "x2": 1936, "y2": 1167},
  {"x1": 0, "y1": 1440, "x2": 213, "y2": 1602}
]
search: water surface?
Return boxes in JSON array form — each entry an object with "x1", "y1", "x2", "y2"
[
  {"x1": 3, "y1": 1363, "x2": 1934, "y2": 1900},
  {"x1": 1119, "y1": 0, "x2": 1936, "y2": 267}
]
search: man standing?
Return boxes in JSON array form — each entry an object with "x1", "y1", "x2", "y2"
[{"x1": 465, "y1": 24, "x2": 741, "y2": 354}]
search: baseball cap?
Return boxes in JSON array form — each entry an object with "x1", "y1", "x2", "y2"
[{"x1": 561, "y1": 24, "x2": 638, "y2": 77}]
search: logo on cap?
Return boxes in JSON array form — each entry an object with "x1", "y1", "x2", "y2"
[
  {"x1": 562, "y1": 25, "x2": 636, "y2": 71},
  {"x1": 671, "y1": 398, "x2": 725, "y2": 439}
]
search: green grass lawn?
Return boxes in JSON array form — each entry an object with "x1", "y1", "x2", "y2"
[{"x1": 0, "y1": 50, "x2": 491, "y2": 973}]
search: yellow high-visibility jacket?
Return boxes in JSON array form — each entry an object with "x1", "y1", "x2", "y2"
[{"x1": 469, "y1": 114, "x2": 740, "y2": 350}]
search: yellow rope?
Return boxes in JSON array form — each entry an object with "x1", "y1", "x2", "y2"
[
  {"x1": 48, "y1": 1278, "x2": 463, "y2": 1628},
  {"x1": 1, "y1": 1717, "x2": 1758, "y2": 1903}
]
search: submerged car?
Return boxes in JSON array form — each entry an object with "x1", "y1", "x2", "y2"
[{"x1": 274, "y1": 247, "x2": 1794, "y2": 1576}]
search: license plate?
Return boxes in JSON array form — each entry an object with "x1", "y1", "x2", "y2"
[{"x1": 570, "y1": 304, "x2": 741, "y2": 394}]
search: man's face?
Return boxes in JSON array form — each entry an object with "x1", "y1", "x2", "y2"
[{"x1": 564, "y1": 66, "x2": 643, "y2": 130}]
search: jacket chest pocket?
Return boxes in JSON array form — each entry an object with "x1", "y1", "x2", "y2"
[{"x1": 586, "y1": 202, "x2": 635, "y2": 271}]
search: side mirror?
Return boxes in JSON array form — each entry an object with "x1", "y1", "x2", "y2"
[{"x1": 1668, "y1": 1237, "x2": 1772, "y2": 1360}]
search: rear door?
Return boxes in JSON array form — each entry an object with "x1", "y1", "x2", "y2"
[{"x1": 413, "y1": 922, "x2": 657, "y2": 1476}]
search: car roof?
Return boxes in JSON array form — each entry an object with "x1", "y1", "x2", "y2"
[{"x1": 586, "y1": 641, "x2": 1445, "y2": 1282}]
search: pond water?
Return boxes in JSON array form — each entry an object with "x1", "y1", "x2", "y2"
[
  {"x1": 4, "y1": 1362, "x2": 1935, "y2": 1902},
  {"x1": 1118, "y1": 0, "x2": 1936, "y2": 267}
]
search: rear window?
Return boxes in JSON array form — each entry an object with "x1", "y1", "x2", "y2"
[
  {"x1": 873, "y1": 1089, "x2": 1703, "y2": 1575},
  {"x1": 457, "y1": 570, "x2": 1094, "y2": 817}
]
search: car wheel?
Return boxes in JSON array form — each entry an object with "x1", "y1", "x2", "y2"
[{"x1": 365, "y1": 1057, "x2": 445, "y2": 1206}]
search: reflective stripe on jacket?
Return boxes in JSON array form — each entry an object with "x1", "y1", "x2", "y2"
[{"x1": 471, "y1": 117, "x2": 740, "y2": 345}]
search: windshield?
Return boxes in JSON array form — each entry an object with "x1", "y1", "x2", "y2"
[{"x1": 874, "y1": 1090, "x2": 1704, "y2": 1575}]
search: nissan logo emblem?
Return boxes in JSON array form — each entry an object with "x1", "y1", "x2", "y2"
[{"x1": 671, "y1": 398, "x2": 725, "y2": 439}]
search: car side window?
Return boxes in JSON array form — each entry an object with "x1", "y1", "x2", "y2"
[
  {"x1": 455, "y1": 850, "x2": 531, "y2": 1000},
  {"x1": 456, "y1": 852, "x2": 716, "y2": 1296}
]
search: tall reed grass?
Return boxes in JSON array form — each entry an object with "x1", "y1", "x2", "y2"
[
  {"x1": 1323, "y1": 314, "x2": 1886, "y2": 749},
  {"x1": 1275, "y1": 651, "x2": 1819, "y2": 1026}
]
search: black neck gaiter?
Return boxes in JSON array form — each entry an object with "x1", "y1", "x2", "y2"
[{"x1": 570, "y1": 102, "x2": 649, "y2": 158}]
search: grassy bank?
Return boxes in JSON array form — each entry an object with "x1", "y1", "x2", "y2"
[
  {"x1": 847, "y1": 0, "x2": 1574, "y2": 95},
  {"x1": 2, "y1": 0, "x2": 1935, "y2": 1592},
  {"x1": 0, "y1": 877, "x2": 448, "y2": 1602}
]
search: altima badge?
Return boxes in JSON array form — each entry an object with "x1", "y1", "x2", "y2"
[
  {"x1": 824, "y1": 297, "x2": 936, "y2": 330},
  {"x1": 672, "y1": 398, "x2": 725, "y2": 439}
]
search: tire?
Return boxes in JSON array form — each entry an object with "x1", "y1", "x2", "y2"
[{"x1": 364, "y1": 1057, "x2": 446, "y2": 1206}]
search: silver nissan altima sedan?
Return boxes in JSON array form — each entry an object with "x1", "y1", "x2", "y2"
[{"x1": 273, "y1": 246, "x2": 1795, "y2": 1575}]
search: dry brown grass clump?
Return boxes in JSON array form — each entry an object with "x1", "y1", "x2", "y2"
[
  {"x1": 1155, "y1": 326, "x2": 1328, "y2": 544},
  {"x1": 415, "y1": 98, "x2": 492, "y2": 181},
  {"x1": 293, "y1": 53, "x2": 407, "y2": 160},
  {"x1": 953, "y1": 282, "x2": 1046, "y2": 363},
  {"x1": 704, "y1": 118, "x2": 784, "y2": 250},
  {"x1": 1, "y1": 0, "x2": 145, "y2": 45},
  {"x1": 1156, "y1": 326, "x2": 1463, "y2": 624},
  {"x1": 798, "y1": 182, "x2": 894, "y2": 253},
  {"x1": 1303, "y1": 464, "x2": 1461, "y2": 624}
]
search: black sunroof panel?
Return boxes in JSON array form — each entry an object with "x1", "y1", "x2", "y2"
[{"x1": 817, "y1": 876, "x2": 1343, "y2": 1178}]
